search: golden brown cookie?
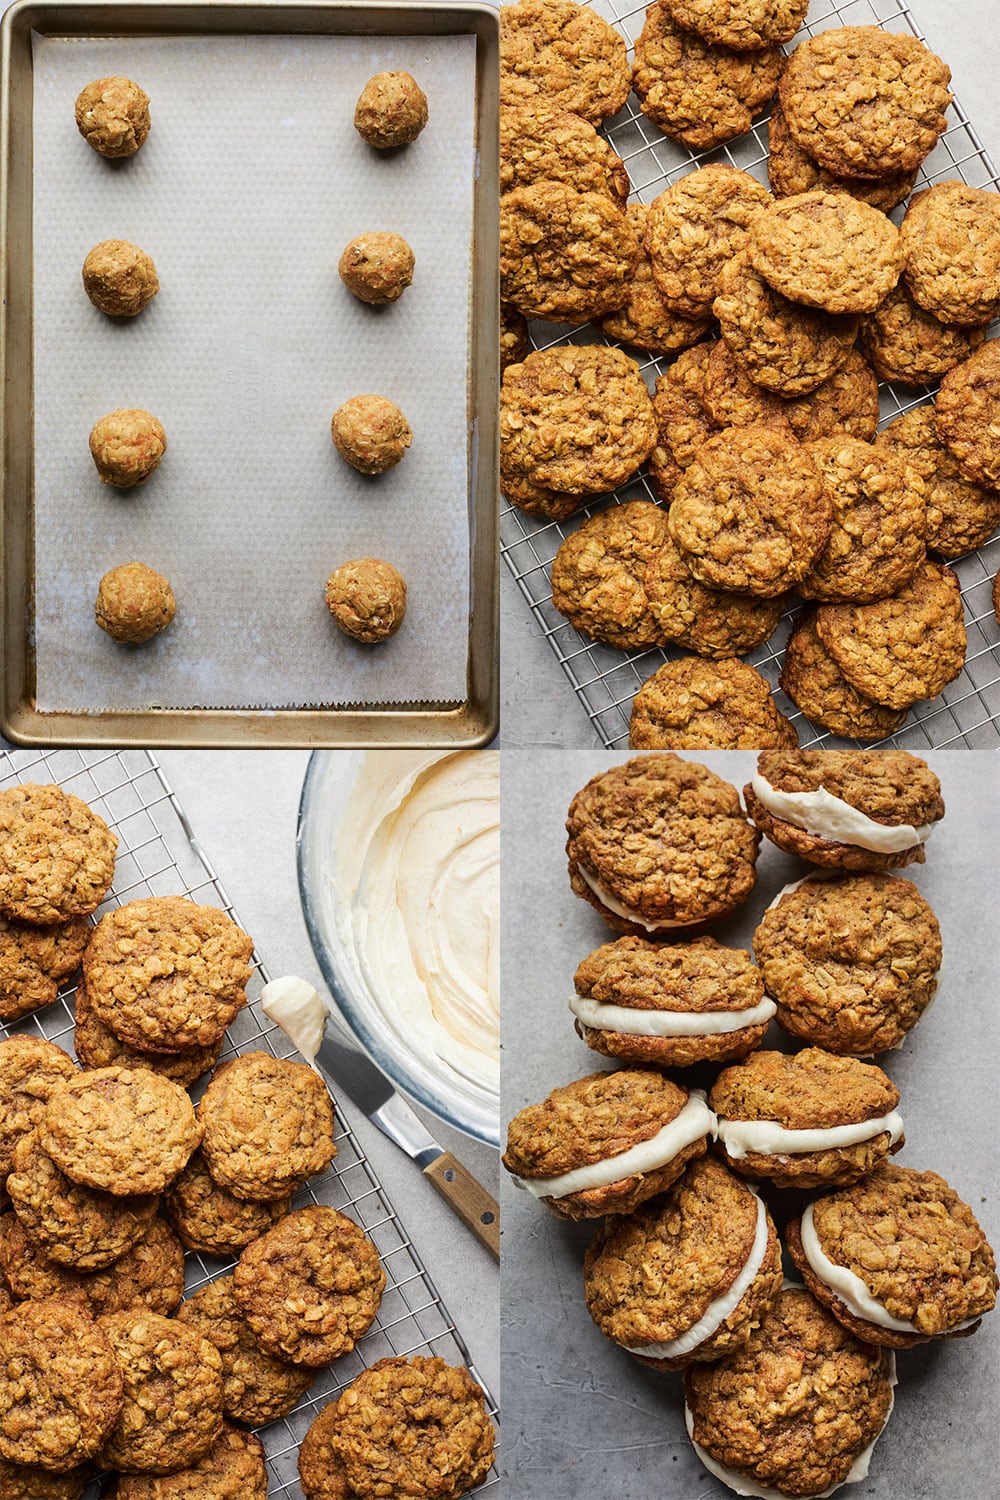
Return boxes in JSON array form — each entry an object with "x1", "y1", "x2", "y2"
[
  {"x1": 0, "y1": 913, "x2": 89, "y2": 1024},
  {"x1": 499, "y1": 0, "x2": 631, "y2": 125},
  {"x1": 647, "y1": 343, "x2": 719, "y2": 503},
  {"x1": 0, "y1": 1038, "x2": 77, "y2": 1179},
  {"x1": 551, "y1": 501, "x2": 671, "y2": 650},
  {"x1": 75, "y1": 77, "x2": 149, "y2": 158},
  {"x1": 0, "y1": 785, "x2": 116, "y2": 926},
  {"x1": 783, "y1": 349, "x2": 881, "y2": 445},
  {"x1": 668, "y1": 425, "x2": 830, "y2": 596},
  {"x1": 500, "y1": 345, "x2": 657, "y2": 495},
  {"x1": 766, "y1": 98, "x2": 917, "y2": 213},
  {"x1": 877, "y1": 405, "x2": 1000, "y2": 559},
  {"x1": 298, "y1": 1357, "x2": 494, "y2": 1500},
  {"x1": 98, "y1": 1312, "x2": 224, "y2": 1475},
  {"x1": 599, "y1": 205, "x2": 712, "y2": 356},
  {"x1": 163, "y1": 1150, "x2": 289, "y2": 1256},
  {"x1": 701, "y1": 340, "x2": 796, "y2": 435},
  {"x1": 859, "y1": 280, "x2": 987, "y2": 388},
  {"x1": 113, "y1": 1425, "x2": 267, "y2": 1500},
  {"x1": 628, "y1": 657, "x2": 798, "y2": 749},
  {"x1": 499, "y1": 104, "x2": 628, "y2": 203},
  {"x1": 500, "y1": 305, "x2": 530, "y2": 373},
  {"x1": 901, "y1": 182, "x2": 1000, "y2": 327},
  {"x1": 643, "y1": 532, "x2": 785, "y2": 659},
  {"x1": 644, "y1": 165, "x2": 773, "y2": 318},
  {"x1": 500, "y1": 448, "x2": 591, "y2": 522},
  {"x1": 233, "y1": 1207, "x2": 385, "y2": 1368},
  {"x1": 666, "y1": 0, "x2": 807, "y2": 48},
  {"x1": 778, "y1": 26, "x2": 952, "y2": 179},
  {"x1": 73, "y1": 974, "x2": 221, "y2": 1087},
  {"x1": 935, "y1": 339, "x2": 1000, "y2": 487},
  {"x1": 749, "y1": 191, "x2": 905, "y2": 315},
  {"x1": 83, "y1": 896, "x2": 253, "y2": 1055},
  {"x1": 176, "y1": 1277, "x2": 314, "y2": 1427},
  {"x1": 0, "y1": 1216, "x2": 185, "y2": 1319},
  {"x1": 814, "y1": 560, "x2": 966, "y2": 710},
  {"x1": 632, "y1": 3, "x2": 782, "y2": 150},
  {"x1": 500, "y1": 181, "x2": 638, "y2": 322},
  {"x1": 0, "y1": 1459, "x2": 91, "y2": 1500},
  {"x1": 779, "y1": 614, "x2": 908, "y2": 742}
]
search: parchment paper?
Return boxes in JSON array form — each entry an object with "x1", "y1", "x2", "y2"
[{"x1": 31, "y1": 31, "x2": 477, "y2": 710}]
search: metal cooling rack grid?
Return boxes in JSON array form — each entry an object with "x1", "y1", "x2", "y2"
[
  {"x1": 0, "y1": 749, "x2": 499, "y2": 1499},
  {"x1": 500, "y1": 0, "x2": 1000, "y2": 748}
]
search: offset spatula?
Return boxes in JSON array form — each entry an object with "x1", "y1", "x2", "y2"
[{"x1": 262, "y1": 977, "x2": 500, "y2": 1260}]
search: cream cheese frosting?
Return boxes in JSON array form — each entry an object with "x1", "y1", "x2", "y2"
[
  {"x1": 261, "y1": 976, "x2": 326, "y2": 1068},
  {"x1": 575, "y1": 866, "x2": 700, "y2": 932},
  {"x1": 751, "y1": 773, "x2": 934, "y2": 854},
  {"x1": 718, "y1": 1109, "x2": 904, "y2": 1160},
  {"x1": 569, "y1": 993, "x2": 777, "y2": 1037}
]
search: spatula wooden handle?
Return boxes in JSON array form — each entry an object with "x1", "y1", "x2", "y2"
[{"x1": 423, "y1": 1151, "x2": 501, "y2": 1260}]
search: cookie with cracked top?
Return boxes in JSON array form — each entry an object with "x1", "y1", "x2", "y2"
[
  {"x1": 500, "y1": 180, "x2": 638, "y2": 323},
  {"x1": 935, "y1": 338, "x2": 1000, "y2": 487},
  {"x1": 749, "y1": 191, "x2": 905, "y2": 315},
  {"x1": 499, "y1": 0, "x2": 630, "y2": 125},
  {"x1": 859, "y1": 280, "x2": 987, "y2": 388},
  {"x1": 643, "y1": 532, "x2": 786, "y2": 659},
  {"x1": 644, "y1": 164, "x2": 772, "y2": 319},
  {"x1": 876, "y1": 405, "x2": 1000, "y2": 559},
  {"x1": 779, "y1": 614, "x2": 908, "y2": 742},
  {"x1": 628, "y1": 657, "x2": 798, "y2": 749},
  {"x1": 0, "y1": 785, "x2": 116, "y2": 926},
  {"x1": 551, "y1": 500, "x2": 671, "y2": 651},
  {"x1": 900, "y1": 181, "x2": 1000, "y2": 327},
  {"x1": 767, "y1": 98, "x2": 917, "y2": 213}
]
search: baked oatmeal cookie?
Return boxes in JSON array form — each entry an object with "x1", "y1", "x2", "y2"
[
  {"x1": 778, "y1": 26, "x2": 952, "y2": 179},
  {"x1": 798, "y1": 436, "x2": 926, "y2": 603},
  {"x1": 0, "y1": 914, "x2": 89, "y2": 1024},
  {"x1": 0, "y1": 1038, "x2": 76, "y2": 1179},
  {"x1": 82, "y1": 896, "x2": 253, "y2": 1055},
  {"x1": 163, "y1": 1151, "x2": 289, "y2": 1256},
  {"x1": 632, "y1": 4, "x2": 782, "y2": 150},
  {"x1": 500, "y1": 305, "x2": 530, "y2": 374},
  {"x1": 0, "y1": 1300, "x2": 122, "y2": 1470},
  {"x1": 701, "y1": 340, "x2": 796, "y2": 435},
  {"x1": 684, "y1": 1286, "x2": 896, "y2": 1498},
  {"x1": 0, "y1": 1217, "x2": 184, "y2": 1319},
  {"x1": 787, "y1": 1164, "x2": 997, "y2": 1347},
  {"x1": 503, "y1": 1069, "x2": 713, "y2": 1220},
  {"x1": 500, "y1": 448, "x2": 590, "y2": 522},
  {"x1": 299, "y1": 1357, "x2": 494, "y2": 1500},
  {"x1": 713, "y1": 250, "x2": 858, "y2": 397},
  {"x1": 643, "y1": 532, "x2": 785, "y2": 659},
  {"x1": 780, "y1": 614, "x2": 909, "y2": 741},
  {"x1": 710, "y1": 1047, "x2": 904, "y2": 1190},
  {"x1": 599, "y1": 204, "x2": 713, "y2": 355},
  {"x1": 814, "y1": 560, "x2": 966, "y2": 710},
  {"x1": 629, "y1": 657, "x2": 798, "y2": 749},
  {"x1": 664, "y1": 0, "x2": 807, "y2": 50},
  {"x1": 901, "y1": 181, "x2": 1000, "y2": 327},
  {"x1": 566, "y1": 753, "x2": 760, "y2": 935},
  {"x1": 0, "y1": 785, "x2": 116, "y2": 927},
  {"x1": 233, "y1": 1207, "x2": 385, "y2": 1368},
  {"x1": 767, "y1": 98, "x2": 917, "y2": 213},
  {"x1": 499, "y1": 104, "x2": 628, "y2": 203},
  {"x1": 499, "y1": 0, "x2": 631, "y2": 125},
  {"x1": 877, "y1": 405, "x2": 1000, "y2": 558},
  {"x1": 583, "y1": 1156, "x2": 783, "y2": 1370},
  {"x1": 754, "y1": 871, "x2": 942, "y2": 1054},
  {"x1": 647, "y1": 343, "x2": 719, "y2": 503},
  {"x1": 114, "y1": 1425, "x2": 267, "y2": 1500},
  {"x1": 98, "y1": 1312, "x2": 224, "y2": 1475},
  {"x1": 6, "y1": 1128, "x2": 157, "y2": 1271},
  {"x1": 551, "y1": 501, "x2": 670, "y2": 650},
  {"x1": 644, "y1": 165, "x2": 773, "y2": 318},
  {"x1": 860, "y1": 281, "x2": 987, "y2": 389},
  {"x1": 500, "y1": 180, "x2": 638, "y2": 322},
  {"x1": 0, "y1": 1460, "x2": 91, "y2": 1500},
  {"x1": 935, "y1": 339, "x2": 1000, "y2": 487},
  {"x1": 73, "y1": 975, "x2": 221, "y2": 1088},
  {"x1": 571, "y1": 935, "x2": 774, "y2": 1068},
  {"x1": 176, "y1": 1278, "x2": 314, "y2": 1427},
  {"x1": 500, "y1": 345, "x2": 657, "y2": 494},
  {"x1": 668, "y1": 425, "x2": 830, "y2": 596},
  {"x1": 749, "y1": 191, "x2": 905, "y2": 315},
  {"x1": 39, "y1": 1066, "x2": 200, "y2": 1197},
  {"x1": 702, "y1": 343, "x2": 880, "y2": 445}
]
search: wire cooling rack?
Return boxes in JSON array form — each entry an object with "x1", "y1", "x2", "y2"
[
  {"x1": 0, "y1": 749, "x2": 499, "y2": 1499},
  {"x1": 500, "y1": 0, "x2": 1000, "y2": 748}
]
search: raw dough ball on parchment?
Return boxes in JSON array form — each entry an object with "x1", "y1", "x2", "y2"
[
  {"x1": 89, "y1": 409, "x2": 166, "y2": 488},
  {"x1": 95, "y1": 562, "x2": 176, "y2": 644},
  {"x1": 338, "y1": 232, "x2": 415, "y2": 304},
  {"x1": 325, "y1": 559, "x2": 407, "y2": 644},
  {"x1": 82, "y1": 240, "x2": 159, "y2": 317},
  {"x1": 75, "y1": 76, "x2": 150, "y2": 158},
  {"x1": 330, "y1": 395, "x2": 411, "y2": 474},
  {"x1": 354, "y1": 71, "x2": 428, "y2": 148}
]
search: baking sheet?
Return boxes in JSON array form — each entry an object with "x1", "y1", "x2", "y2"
[
  {"x1": 500, "y1": 749, "x2": 1000, "y2": 1498},
  {"x1": 31, "y1": 30, "x2": 476, "y2": 710}
]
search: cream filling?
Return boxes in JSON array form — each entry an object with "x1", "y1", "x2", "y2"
[
  {"x1": 569, "y1": 993, "x2": 777, "y2": 1037},
  {"x1": 800, "y1": 1203, "x2": 982, "y2": 1335},
  {"x1": 576, "y1": 865, "x2": 699, "y2": 933},
  {"x1": 751, "y1": 774, "x2": 934, "y2": 855},
  {"x1": 718, "y1": 1110, "x2": 904, "y2": 1160},
  {"x1": 512, "y1": 1090, "x2": 716, "y2": 1201},
  {"x1": 261, "y1": 976, "x2": 326, "y2": 1068},
  {"x1": 684, "y1": 1355, "x2": 896, "y2": 1499},
  {"x1": 624, "y1": 1193, "x2": 769, "y2": 1360}
]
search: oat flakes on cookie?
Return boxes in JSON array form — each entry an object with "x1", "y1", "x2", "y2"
[
  {"x1": 628, "y1": 658, "x2": 798, "y2": 750},
  {"x1": 551, "y1": 500, "x2": 670, "y2": 650},
  {"x1": 0, "y1": 1216, "x2": 185, "y2": 1319},
  {"x1": 814, "y1": 559, "x2": 967, "y2": 710},
  {"x1": 643, "y1": 532, "x2": 786, "y2": 659},
  {"x1": 500, "y1": 305, "x2": 530, "y2": 374},
  {"x1": 665, "y1": 0, "x2": 807, "y2": 50},
  {"x1": 176, "y1": 1277, "x2": 314, "y2": 1427},
  {"x1": 646, "y1": 343, "x2": 719, "y2": 503},
  {"x1": 749, "y1": 191, "x2": 905, "y2": 315},
  {"x1": 566, "y1": 753, "x2": 760, "y2": 935},
  {"x1": 0, "y1": 1459, "x2": 92, "y2": 1500},
  {"x1": 780, "y1": 614, "x2": 909, "y2": 742},
  {"x1": 499, "y1": 0, "x2": 631, "y2": 125},
  {"x1": 754, "y1": 871, "x2": 942, "y2": 1054},
  {"x1": 701, "y1": 343, "x2": 881, "y2": 444},
  {"x1": 82, "y1": 896, "x2": 253, "y2": 1055},
  {"x1": 0, "y1": 785, "x2": 116, "y2": 926},
  {"x1": 233, "y1": 1206, "x2": 385, "y2": 1368},
  {"x1": 787, "y1": 1163, "x2": 997, "y2": 1347},
  {"x1": 779, "y1": 25, "x2": 952, "y2": 179},
  {"x1": 935, "y1": 338, "x2": 1000, "y2": 487},
  {"x1": 571, "y1": 935, "x2": 776, "y2": 1068},
  {"x1": 98, "y1": 1312, "x2": 224, "y2": 1475},
  {"x1": 503, "y1": 1069, "x2": 715, "y2": 1220},
  {"x1": 900, "y1": 181, "x2": 1000, "y2": 327},
  {"x1": 298, "y1": 1356, "x2": 494, "y2": 1500},
  {"x1": 499, "y1": 104, "x2": 628, "y2": 203},
  {"x1": 500, "y1": 180, "x2": 638, "y2": 322},
  {"x1": 701, "y1": 340, "x2": 797, "y2": 436},
  {"x1": 877, "y1": 406, "x2": 1000, "y2": 559},
  {"x1": 599, "y1": 204, "x2": 712, "y2": 355},
  {"x1": 644, "y1": 165, "x2": 773, "y2": 319},
  {"x1": 500, "y1": 448, "x2": 591, "y2": 523},
  {"x1": 500, "y1": 345, "x2": 656, "y2": 495},
  {"x1": 114, "y1": 1424, "x2": 267, "y2": 1500},
  {"x1": 744, "y1": 748, "x2": 945, "y2": 871},
  {"x1": 583, "y1": 1156, "x2": 782, "y2": 1370},
  {"x1": 73, "y1": 975, "x2": 221, "y2": 1088},
  {"x1": 0, "y1": 1037, "x2": 76, "y2": 1180},
  {"x1": 767, "y1": 98, "x2": 918, "y2": 214},
  {"x1": 163, "y1": 1150, "x2": 289, "y2": 1256},
  {"x1": 0, "y1": 913, "x2": 89, "y2": 1024},
  {"x1": 710, "y1": 1047, "x2": 904, "y2": 1190},
  {"x1": 859, "y1": 280, "x2": 987, "y2": 388}
]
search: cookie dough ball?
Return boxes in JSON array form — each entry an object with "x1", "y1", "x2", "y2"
[
  {"x1": 331, "y1": 394, "x2": 411, "y2": 474},
  {"x1": 89, "y1": 410, "x2": 166, "y2": 489},
  {"x1": 354, "y1": 71, "x2": 428, "y2": 148},
  {"x1": 95, "y1": 562, "x2": 175, "y2": 644},
  {"x1": 82, "y1": 240, "x2": 158, "y2": 317},
  {"x1": 75, "y1": 77, "x2": 150, "y2": 158},
  {"x1": 325, "y1": 559, "x2": 407, "y2": 644},
  {"x1": 338, "y1": 232, "x2": 414, "y2": 305}
]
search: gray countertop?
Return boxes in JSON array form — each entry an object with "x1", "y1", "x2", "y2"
[{"x1": 500, "y1": 750, "x2": 1000, "y2": 1497}]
